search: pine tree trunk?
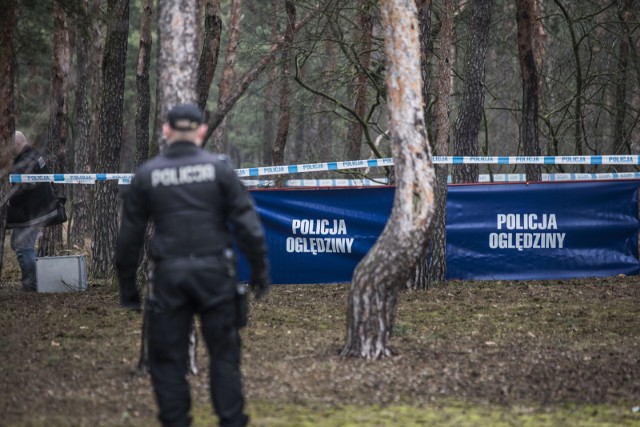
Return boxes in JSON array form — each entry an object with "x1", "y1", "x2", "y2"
[
  {"x1": 516, "y1": 0, "x2": 541, "y2": 182},
  {"x1": 342, "y1": 0, "x2": 435, "y2": 360},
  {"x1": 89, "y1": 0, "x2": 104, "y2": 172},
  {"x1": 428, "y1": 0, "x2": 454, "y2": 285},
  {"x1": 613, "y1": 0, "x2": 633, "y2": 156},
  {"x1": 157, "y1": 0, "x2": 199, "y2": 153},
  {"x1": 70, "y1": 0, "x2": 92, "y2": 249},
  {"x1": 196, "y1": 0, "x2": 222, "y2": 111},
  {"x1": 40, "y1": 1, "x2": 70, "y2": 257},
  {"x1": 452, "y1": 0, "x2": 492, "y2": 184},
  {"x1": 134, "y1": 0, "x2": 153, "y2": 168},
  {"x1": 271, "y1": 0, "x2": 296, "y2": 180},
  {"x1": 90, "y1": 0, "x2": 129, "y2": 279},
  {"x1": 346, "y1": 0, "x2": 374, "y2": 161},
  {"x1": 203, "y1": 6, "x2": 320, "y2": 146},
  {"x1": 211, "y1": 0, "x2": 242, "y2": 154},
  {"x1": 262, "y1": 1, "x2": 279, "y2": 166},
  {"x1": 0, "y1": 0, "x2": 17, "y2": 280}
]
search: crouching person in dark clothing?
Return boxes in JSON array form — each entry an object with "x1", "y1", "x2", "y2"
[
  {"x1": 6, "y1": 131, "x2": 58, "y2": 292},
  {"x1": 115, "y1": 104, "x2": 270, "y2": 427}
]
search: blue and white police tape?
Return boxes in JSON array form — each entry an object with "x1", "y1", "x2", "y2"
[
  {"x1": 243, "y1": 172, "x2": 640, "y2": 187},
  {"x1": 9, "y1": 155, "x2": 640, "y2": 184},
  {"x1": 9, "y1": 173, "x2": 134, "y2": 185}
]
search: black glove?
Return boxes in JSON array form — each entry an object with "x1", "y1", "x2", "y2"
[
  {"x1": 120, "y1": 283, "x2": 142, "y2": 312},
  {"x1": 250, "y1": 271, "x2": 270, "y2": 300}
]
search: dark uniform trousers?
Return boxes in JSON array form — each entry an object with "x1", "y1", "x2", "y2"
[{"x1": 147, "y1": 255, "x2": 248, "y2": 427}]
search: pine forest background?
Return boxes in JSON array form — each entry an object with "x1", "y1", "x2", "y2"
[{"x1": 11, "y1": 0, "x2": 640, "y2": 175}]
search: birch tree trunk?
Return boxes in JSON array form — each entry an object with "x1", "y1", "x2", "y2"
[
  {"x1": 0, "y1": 0, "x2": 17, "y2": 280},
  {"x1": 134, "y1": 0, "x2": 153, "y2": 168},
  {"x1": 90, "y1": 0, "x2": 129, "y2": 278},
  {"x1": 196, "y1": 0, "x2": 222, "y2": 111},
  {"x1": 428, "y1": 0, "x2": 454, "y2": 285},
  {"x1": 70, "y1": 0, "x2": 92, "y2": 249},
  {"x1": 40, "y1": 1, "x2": 70, "y2": 257},
  {"x1": 341, "y1": 0, "x2": 435, "y2": 360},
  {"x1": 516, "y1": 0, "x2": 542, "y2": 182},
  {"x1": 452, "y1": 0, "x2": 492, "y2": 184}
]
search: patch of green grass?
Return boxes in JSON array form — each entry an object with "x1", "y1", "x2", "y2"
[{"x1": 189, "y1": 401, "x2": 640, "y2": 427}]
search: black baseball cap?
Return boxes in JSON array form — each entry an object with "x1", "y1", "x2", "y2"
[{"x1": 167, "y1": 103, "x2": 204, "y2": 131}]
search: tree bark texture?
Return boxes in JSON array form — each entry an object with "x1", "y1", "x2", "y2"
[
  {"x1": 346, "y1": 0, "x2": 374, "y2": 160},
  {"x1": 134, "y1": 0, "x2": 153, "y2": 168},
  {"x1": 271, "y1": 0, "x2": 296, "y2": 172},
  {"x1": 417, "y1": 0, "x2": 432, "y2": 141},
  {"x1": 157, "y1": 0, "x2": 199, "y2": 152},
  {"x1": 89, "y1": 0, "x2": 104, "y2": 172},
  {"x1": 553, "y1": 0, "x2": 585, "y2": 169},
  {"x1": 613, "y1": 0, "x2": 633, "y2": 155},
  {"x1": 452, "y1": 0, "x2": 493, "y2": 184},
  {"x1": 196, "y1": 0, "x2": 222, "y2": 111},
  {"x1": 70, "y1": 0, "x2": 93, "y2": 249},
  {"x1": 428, "y1": 0, "x2": 454, "y2": 285},
  {"x1": 342, "y1": 0, "x2": 435, "y2": 359},
  {"x1": 0, "y1": 0, "x2": 17, "y2": 280},
  {"x1": 262, "y1": 0, "x2": 279, "y2": 166},
  {"x1": 40, "y1": 1, "x2": 71, "y2": 257},
  {"x1": 516, "y1": 0, "x2": 542, "y2": 182},
  {"x1": 90, "y1": 0, "x2": 129, "y2": 279},
  {"x1": 408, "y1": 0, "x2": 433, "y2": 290},
  {"x1": 211, "y1": 0, "x2": 242, "y2": 154}
]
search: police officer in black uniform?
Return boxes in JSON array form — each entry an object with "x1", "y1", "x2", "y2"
[{"x1": 115, "y1": 103, "x2": 269, "y2": 427}]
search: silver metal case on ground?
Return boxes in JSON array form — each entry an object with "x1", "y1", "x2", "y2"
[{"x1": 36, "y1": 255, "x2": 87, "y2": 293}]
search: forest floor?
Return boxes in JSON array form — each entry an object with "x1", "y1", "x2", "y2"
[{"x1": 1, "y1": 252, "x2": 640, "y2": 426}]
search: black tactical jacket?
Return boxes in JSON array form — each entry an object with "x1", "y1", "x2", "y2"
[
  {"x1": 6, "y1": 146, "x2": 57, "y2": 229},
  {"x1": 115, "y1": 141, "x2": 268, "y2": 304}
]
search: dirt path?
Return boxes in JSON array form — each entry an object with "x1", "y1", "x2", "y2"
[{"x1": 1, "y1": 277, "x2": 639, "y2": 426}]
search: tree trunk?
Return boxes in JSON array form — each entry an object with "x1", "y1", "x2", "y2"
[
  {"x1": 553, "y1": 0, "x2": 585, "y2": 171},
  {"x1": 211, "y1": 0, "x2": 242, "y2": 154},
  {"x1": 90, "y1": 0, "x2": 129, "y2": 279},
  {"x1": 428, "y1": 0, "x2": 454, "y2": 286},
  {"x1": 156, "y1": 0, "x2": 199, "y2": 153},
  {"x1": 452, "y1": 0, "x2": 493, "y2": 184},
  {"x1": 271, "y1": 0, "x2": 296, "y2": 174},
  {"x1": 0, "y1": 0, "x2": 17, "y2": 281},
  {"x1": 516, "y1": 0, "x2": 542, "y2": 182},
  {"x1": 203, "y1": 6, "x2": 320, "y2": 146},
  {"x1": 342, "y1": 0, "x2": 435, "y2": 360},
  {"x1": 262, "y1": 0, "x2": 279, "y2": 166},
  {"x1": 70, "y1": 0, "x2": 92, "y2": 249},
  {"x1": 613, "y1": 0, "x2": 633, "y2": 156},
  {"x1": 346, "y1": 0, "x2": 374, "y2": 161},
  {"x1": 134, "y1": 0, "x2": 153, "y2": 168},
  {"x1": 40, "y1": 1, "x2": 70, "y2": 257},
  {"x1": 196, "y1": 0, "x2": 222, "y2": 111},
  {"x1": 89, "y1": 0, "x2": 104, "y2": 172},
  {"x1": 408, "y1": 0, "x2": 433, "y2": 290}
]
